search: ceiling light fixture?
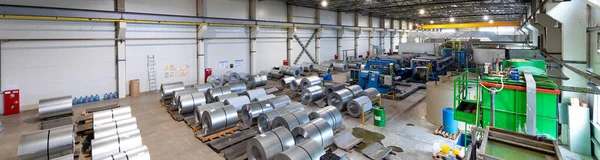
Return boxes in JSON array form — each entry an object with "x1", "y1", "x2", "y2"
[
  {"x1": 321, "y1": 0, "x2": 328, "y2": 7},
  {"x1": 449, "y1": 17, "x2": 455, "y2": 22},
  {"x1": 489, "y1": 20, "x2": 494, "y2": 24},
  {"x1": 430, "y1": 20, "x2": 434, "y2": 24},
  {"x1": 483, "y1": 15, "x2": 489, "y2": 20},
  {"x1": 419, "y1": 9, "x2": 425, "y2": 15}
]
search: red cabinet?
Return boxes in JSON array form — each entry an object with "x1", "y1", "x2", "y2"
[{"x1": 3, "y1": 89, "x2": 19, "y2": 115}]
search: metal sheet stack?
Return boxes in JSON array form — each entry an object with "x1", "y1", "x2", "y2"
[
  {"x1": 301, "y1": 86, "x2": 324, "y2": 105},
  {"x1": 201, "y1": 105, "x2": 238, "y2": 135},
  {"x1": 300, "y1": 76, "x2": 321, "y2": 89},
  {"x1": 38, "y1": 95, "x2": 73, "y2": 119},
  {"x1": 346, "y1": 96, "x2": 373, "y2": 118},
  {"x1": 223, "y1": 96, "x2": 251, "y2": 112},
  {"x1": 308, "y1": 106, "x2": 343, "y2": 130},
  {"x1": 257, "y1": 103, "x2": 305, "y2": 133},
  {"x1": 247, "y1": 127, "x2": 295, "y2": 160},
  {"x1": 241, "y1": 100, "x2": 274, "y2": 126},
  {"x1": 177, "y1": 92, "x2": 207, "y2": 115},
  {"x1": 223, "y1": 71, "x2": 241, "y2": 83},
  {"x1": 17, "y1": 125, "x2": 74, "y2": 160},
  {"x1": 206, "y1": 86, "x2": 232, "y2": 103},
  {"x1": 207, "y1": 75, "x2": 224, "y2": 87},
  {"x1": 247, "y1": 74, "x2": 268, "y2": 88},
  {"x1": 160, "y1": 81, "x2": 185, "y2": 103},
  {"x1": 327, "y1": 85, "x2": 363, "y2": 111},
  {"x1": 227, "y1": 81, "x2": 247, "y2": 94},
  {"x1": 271, "y1": 110, "x2": 309, "y2": 130},
  {"x1": 91, "y1": 106, "x2": 146, "y2": 160},
  {"x1": 242, "y1": 88, "x2": 267, "y2": 102}
]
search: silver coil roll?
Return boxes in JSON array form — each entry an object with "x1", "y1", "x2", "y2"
[
  {"x1": 268, "y1": 95, "x2": 292, "y2": 109},
  {"x1": 272, "y1": 110, "x2": 309, "y2": 131},
  {"x1": 300, "y1": 62, "x2": 314, "y2": 72},
  {"x1": 247, "y1": 74, "x2": 268, "y2": 88},
  {"x1": 227, "y1": 81, "x2": 247, "y2": 94},
  {"x1": 178, "y1": 92, "x2": 207, "y2": 115},
  {"x1": 291, "y1": 118, "x2": 334, "y2": 147},
  {"x1": 207, "y1": 75, "x2": 224, "y2": 88},
  {"x1": 274, "y1": 139, "x2": 325, "y2": 160},
  {"x1": 215, "y1": 93, "x2": 238, "y2": 102},
  {"x1": 238, "y1": 72, "x2": 250, "y2": 83},
  {"x1": 93, "y1": 107, "x2": 132, "y2": 126},
  {"x1": 257, "y1": 103, "x2": 305, "y2": 133},
  {"x1": 356, "y1": 88, "x2": 381, "y2": 100},
  {"x1": 258, "y1": 70, "x2": 270, "y2": 76},
  {"x1": 160, "y1": 81, "x2": 185, "y2": 101},
  {"x1": 223, "y1": 71, "x2": 241, "y2": 83},
  {"x1": 18, "y1": 125, "x2": 74, "y2": 160},
  {"x1": 91, "y1": 129, "x2": 142, "y2": 160},
  {"x1": 206, "y1": 86, "x2": 232, "y2": 102},
  {"x1": 347, "y1": 62, "x2": 362, "y2": 69},
  {"x1": 38, "y1": 95, "x2": 73, "y2": 119},
  {"x1": 346, "y1": 96, "x2": 373, "y2": 118},
  {"x1": 171, "y1": 87, "x2": 202, "y2": 107},
  {"x1": 223, "y1": 96, "x2": 251, "y2": 112},
  {"x1": 243, "y1": 88, "x2": 267, "y2": 102},
  {"x1": 101, "y1": 145, "x2": 150, "y2": 160},
  {"x1": 201, "y1": 105, "x2": 238, "y2": 135},
  {"x1": 345, "y1": 85, "x2": 363, "y2": 98},
  {"x1": 295, "y1": 65, "x2": 305, "y2": 73},
  {"x1": 253, "y1": 94, "x2": 276, "y2": 102},
  {"x1": 301, "y1": 76, "x2": 322, "y2": 89},
  {"x1": 325, "y1": 84, "x2": 345, "y2": 96},
  {"x1": 268, "y1": 69, "x2": 283, "y2": 78},
  {"x1": 93, "y1": 117, "x2": 138, "y2": 139},
  {"x1": 332, "y1": 62, "x2": 347, "y2": 71},
  {"x1": 289, "y1": 78, "x2": 303, "y2": 91},
  {"x1": 247, "y1": 126, "x2": 295, "y2": 160},
  {"x1": 327, "y1": 89, "x2": 353, "y2": 111},
  {"x1": 194, "y1": 102, "x2": 225, "y2": 126},
  {"x1": 281, "y1": 66, "x2": 302, "y2": 77},
  {"x1": 308, "y1": 106, "x2": 343, "y2": 130},
  {"x1": 314, "y1": 65, "x2": 332, "y2": 74},
  {"x1": 320, "y1": 61, "x2": 334, "y2": 68},
  {"x1": 280, "y1": 76, "x2": 296, "y2": 88},
  {"x1": 301, "y1": 86, "x2": 324, "y2": 105},
  {"x1": 241, "y1": 101, "x2": 274, "y2": 126}
]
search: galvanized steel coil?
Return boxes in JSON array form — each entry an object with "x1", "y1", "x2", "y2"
[
  {"x1": 300, "y1": 62, "x2": 314, "y2": 72},
  {"x1": 345, "y1": 85, "x2": 363, "y2": 98},
  {"x1": 215, "y1": 93, "x2": 238, "y2": 102},
  {"x1": 332, "y1": 62, "x2": 347, "y2": 71},
  {"x1": 241, "y1": 100, "x2": 274, "y2": 126},
  {"x1": 206, "y1": 86, "x2": 232, "y2": 102},
  {"x1": 93, "y1": 117, "x2": 138, "y2": 139},
  {"x1": 247, "y1": 126, "x2": 295, "y2": 160},
  {"x1": 160, "y1": 81, "x2": 184, "y2": 101},
  {"x1": 253, "y1": 94, "x2": 276, "y2": 102},
  {"x1": 326, "y1": 89, "x2": 354, "y2": 111},
  {"x1": 172, "y1": 87, "x2": 202, "y2": 107},
  {"x1": 291, "y1": 118, "x2": 334, "y2": 147},
  {"x1": 223, "y1": 71, "x2": 241, "y2": 83},
  {"x1": 207, "y1": 75, "x2": 224, "y2": 88},
  {"x1": 243, "y1": 88, "x2": 267, "y2": 102},
  {"x1": 201, "y1": 105, "x2": 238, "y2": 135},
  {"x1": 356, "y1": 88, "x2": 381, "y2": 105},
  {"x1": 272, "y1": 110, "x2": 309, "y2": 131},
  {"x1": 100, "y1": 145, "x2": 150, "y2": 160},
  {"x1": 38, "y1": 95, "x2": 73, "y2": 119},
  {"x1": 280, "y1": 65, "x2": 302, "y2": 77},
  {"x1": 346, "y1": 96, "x2": 373, "y2": 118},
  {"x1": 301, "y1": 76, "x2": 322, "y2": 89},
  {"x1": 91, "y1": 129, "x2": 142, "y2": 160},
  {"x1": 301, "y1": 86, "x2": 324, "y2": 105},
  {"x1": 314, "y1": 65, "x2": 332, "y2": 74},
  {"x1": 93, "y1": 107, "x2": 132, "y2": 126},
  {"x1": 280, "y1": 76, "x2": 296, "y2": 87},
  {"x1": 256, "y1": 103, "x2": 305, "y2": 133},
  {"x1": 308, "y1": 106, "x2": 343, "y2": 130},
  {"x1": 274, "y1": 139, "x2": 325, "y2": 160},
  {"x1": 247, "y1": 74, "x2": 268, "y2": 88},
  {"x1": 18, "y1": 124, "x2": 74, "y2": 160},
  {"x1": 194, "y1": 102, "x2": 225, "y2": 126},
  {"x1": 268, "y1": 95, "x2": 292, "y2": 109},
  {"x1": 289, "y1": 78, "x2": 303, "y2": 91},
  {"x1": 268, "y1": 69, "x2": 283, "y2": 79},
  {"x1": 227, "y1": 81, "x2": 247, "y2": 94},
  {"x1": 258, "y1": 70, "x2": 270, "y2": 76},
  {"x1": 347, "y1": 62, "x2": 362, "y2": 69},
  {"x1": 238, "y1": 72, "x2": 250, "y2": 83},
  {"x1": 178, "y1": 92, "x2": 207, "y2": 115},
  {"x1": 320, "y1": 61, "x2": 334, "y2": 68},
  {"x1": 325, "y1": 84, "x2": 345, "y2": 96},
  {"x1": 223, "y1": 96, "x2": 251, "y2": 112}
]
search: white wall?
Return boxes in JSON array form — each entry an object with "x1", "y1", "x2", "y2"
[
  {"x1": 293, "y1": 6, "x2": 316, "y2": 23},
  {"x1": 206, "y1": 0, "x2": 249, "y2": 19},
  {"x1": 383, "y1": 32, "x2": 391, "y2": 52},
  {"x1": 320, "y1": 10, "x2": 337, "y2": 25},
  {"x1": 126, "y1": 23, "x2": 198, "y2": 93},
  {"x1": 341, "y1": 30, "x2": 355, "y2": 56},
  {"x1": 320, "y1": 30, "x2": 337, "y2": 61},
  {"x1": 292, "y1": 29, "x2": 316, "y2": 64},
  {"x1": 256, "y1": 28, "x2": 287, "y2": 72},
  {"x1": 393, "y1": 20, "x2": 400, "y2": 29},
  {"x1": 0, "y1": 20, "x2": 115, "y2": 107},
  {"x1": 204, "y1": 26, "x2": 250, "y2": 76},
  {"x1": 342, "y1": 12, "x2": 354, "y2": 26},
  {"x1": 358, "y1": 32, "x2": 369, "y2": 57},
  {"x1": 257, "y1": 0, "x2": 286, "y2": 22},
  {"x1": 126, "y1": 0, "x2": 196, "y2": 16},
  {"x1": 384, "y1": 19, "x2": 390, "y2": 28},
  {"x1": 358, "y1": 15, "x2": 369, "y2": 27},
  {"x1": 397, "y1": 43, "x2": 436, "y2": 53},
  {"x1": 0, "y1": 0, "x2": 114, "y2": 11},
  {"x1": 372, "y1": 18, "x2": 380, "y2": 28}
]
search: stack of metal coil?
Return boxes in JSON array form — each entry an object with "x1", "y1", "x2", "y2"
[
  {"x1": 241, "y1": 100, "x2": 274, "y2": 126},
  {"x1": 268, "y1": 69, "x2": 283, "y2": 79},
  {"x1": 206, "y1": 86, "x2": 232, "y2": 103},
  {"x1": 227, "y1": 81, "x2": 247, "y2": 94},
  {"x1": 301, "y1": 86, "x2": 324, "y2": 105},
  {"x1": 93, "y1": 117, "x2": 138, "y2": 139},
  {"x1": 247, "y1": 74, "x2": 268, "y2": 88},
  {"x1": 238, "y1": 72, "x2": 250, "y2": 83},
  {"x1": 160, "y1": 81, "x2": 185, "y2": 103},
  {"x1": 320, "y1": 61, "x2": 334, "y2": 68},
  {"x1": 214, "y1": 93, "x2": 238, "y2": 102},
  {"x1": 194, "y1": 102, "x2": 226, "y2": 126},
  {"x1": 280, "y1": 76, "x2": 296, "y2": 88},
  {"x1": 274, "y1": 139, "x2": 325, "y2": 160},
  {"x1": 300, "y1": 62, "x2": 314, "y2": 72},
  {"x1": 356, "y1": 88, "x2": 381, "y2": 105},
  {"x1": 200, "y1": 105, "x2": 238, "y2": 135},
  {"x1": 327, "y1": 85, "x2": 363, "y2": 111},
  {"x1": 171, "y1": 84, "x2": 212, "y2": 107},
  {"x1": 223, "y1": 96, "x2": 251, "y2": 112},
  {"x1": 91, "y1": 129, "x2": 143, "y2": 159},
  {"x1": 291, "y1": 118, "x2": 334, "y2": 147},
  {"x1": 177, "y1": 92, "x2": 207, "y2": 115},
  {"x1": 93, "y1": 107, "x2": 133, "y2": 125},
  {"x1": 314, "y1": 65, "x2": 332, "y2": 74},
  {"x1": 325, "y1": 84, "x2": 345, "y2": 95},
  {"x1": 247, "y1": 127, "x2": 295, "y2": 160},
  {"x1": 301, "y1": 76, "x2": 321, "y2": 89},
  {"x1": 346, "y1": 96, "x2": 373, "y2": 118},
  {"x1": 242, "y1": 88, "x2": 267, "y2": 102},
  {"x1": 100, "y1": 145, "x2": 150, "y2": 160},
  {"x1": 271, "y1": 110, "x2": 309, "y2": 130},
  {"x1": 253, "y1": 94, "x2": 276, "y2": 102},
  {"x1": 223, "y1": 71, "x2": 241, "y2": 83},
  {"x1": 17, "y1": 125, "x2": 74, "y2": 160},
  {"x1": 280, "y1": 65, "x2": 302, "y2": 77},
  {"x1": 347, "y1": 62, "x2": 362, "y2": 69},
  {"x1": 38, "y1": 95, "x2": 73, "y2": 119},
  {"x1": 268, "y1": 95, "x2": 292, "y2": 109},
  {"x1": 345, "y1": 85, "x2": 363, "y2": 98},
  {"x1": 332, "y1": 62, "x2": 347, "y2": 71},
  {"x1": 308, "y1": 106, "x2": 343, "y2": 130},
  {"x1": 257, "y1": 103, "x2": 304, "y2": 133},
  {"x1": 88, "y1": 106, "x2": 149, "y2": 160},
  {"x1": 207, "y1": 75, "x2": 224, "y2": 87},
  {"x1": 289, "y1": 78, "x2": 303, "y2": 91}
]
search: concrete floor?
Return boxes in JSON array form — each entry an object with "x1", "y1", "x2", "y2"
[{"x1": 0, "y1": 72, "x2": 593, "y2": 160}]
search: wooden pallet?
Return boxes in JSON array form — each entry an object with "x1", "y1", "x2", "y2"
[
  {"x1": 433, "y1": 125, "x2": 461, "y2": 140},
  {"x1": 197, "y1": 126, "x2": 239, "y2": 142},
  {"x1": 167, "y1": 110, "x2": 185, "y2": 121}
]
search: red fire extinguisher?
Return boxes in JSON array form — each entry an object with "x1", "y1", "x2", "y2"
[
  {"x1": 204, "y1": 68, "x2": 212, "y2": 83},
  {"x1": 334, "y1": 54, "x2": 339, "y2": 60},
  {"x1": 389, "y1": 49, "x2": 392, "y2": 53},
  {"x1": 283, "y1": 60, "x2": 289, "y2": 66},
  {"x1": 367, "y1": 51, "x2": 370, "y2": 57}
]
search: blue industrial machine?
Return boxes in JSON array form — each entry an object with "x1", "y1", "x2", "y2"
[{"x1": 410, "y1": 55, "x2": 453, "y2": 83}]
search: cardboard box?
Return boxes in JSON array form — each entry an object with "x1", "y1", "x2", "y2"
[{"x1": 130, "y1": 79, "x2": 140, "y2": 97}]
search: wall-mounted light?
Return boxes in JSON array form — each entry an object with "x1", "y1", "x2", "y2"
[{"x1": 321, "y1": 0, "x2": 328, "y2": 7}]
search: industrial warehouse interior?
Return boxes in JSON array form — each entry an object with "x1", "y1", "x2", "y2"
[{"x1": 1, "y1": 0, "x2": 600, "y2": 159}]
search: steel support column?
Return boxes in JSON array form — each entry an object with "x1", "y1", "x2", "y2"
[
  {"x1": 381, "y1": 31, "x2": 387, "y2": 53},
  {"x1": 116, "y1": 22, "x2": 127, "y2": 98},
  {"x1": 249, "y1": 0, "x2": 257, "y2": 20},
  {"x1": 196, "y1": 0, "x2": 206, "y2": 17},
  {"x1": 250, "y1": 26, "x2": 259, "y2": 74},
  {"x1": 115, "y1": 0, "x2": 125, "y2": 12},
  {"x1": 197, "y1": 24, "x2": 207, "y2": 84},
  {"x1": 337, "y1": 29, "x2": 344, "y2": 59},
  {"x1": 390, "y1": 31, "x2": 396, "y2": 53},
  {"x1": 315, "y1": 28, "x2": 323, "y2": 63},
  {"x1": 354, "y1": 30, "x2": 361, "y2": 57},
  {"x1": 287, "y1": 5, "x2": 293, "y2": 64},
  {"x1": 368, "y1": 31, "x2": 373, "y2": 57}
]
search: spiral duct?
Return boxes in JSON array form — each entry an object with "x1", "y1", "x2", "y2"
[
  {"x1": 93, "y1": 107, "x2": 132, "y2": 126},
  {"x1": 256, "y1": 103, "x2": 305, "y2": 133},
  {"x1": 223, "y1": 71, "x2": 241, "y2": 83},
  {"x1": 308, "y1": 106, "x2": 343, "y2": 130},
  {"x1": 17, "y1": 125, "x2": 74, "y2": 160},
  {"x1": 291, "y1": 118, "x2": 334, "y2": 147},
  {"x1": 38, "y1": 95, "x2": 73, "y2": 119},
  {"x1": 201, "y1": 105, "x2": 238, "y2": 135},
  {"x1": 241, "y1": 100, "x2": 274, "y2": 126},
  {"x1": 301, "y1": 86, "x2": 324, "y2": 105},
  {"x1": 247, "y1": 126, "x2": 295, "y2": 160},
  {"x1": 178, "y1": 92, "x2": 207, "y2": 115},
  {"x1": 91, "y1": 129, "x2": 143, "y2": 160},
  {"x1": 224, "y1": 96, "x2": 251, "y2": 112},
  {"x1": 93, "y1": 117, "x2": 138, "y2": 139},
  {"x1": 207, "y1": 75, "x2": 224, "y2": 88},
  {"x1": 271, "y1": 110, "x2": 309, "y2": 131},
  {"x1": 346, "y1": 96, "x2": 373, "y2": 118},
  {"x1": 243, "y1": 88, "x2": 267, "y2": 102}
]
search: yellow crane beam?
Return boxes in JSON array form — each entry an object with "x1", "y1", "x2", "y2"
[{"x1": 420, "y1": 21, "x2": 520, "y2": 29}]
